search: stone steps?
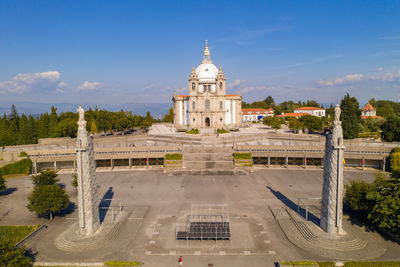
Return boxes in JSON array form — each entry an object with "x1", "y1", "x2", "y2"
[
  {"x1": 170, "y1": 169, "x2": 248, "y2": 176},
  {"x1": 183, "y1": 161, "x2": 234, "y2": 170},
  {"x1": 183, "y1": 153, "x2": 233, "y2": 161}
]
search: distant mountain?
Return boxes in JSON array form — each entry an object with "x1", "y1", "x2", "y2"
[{"x1": 0, "y1": 102, "x2": 171, "y2": 118}]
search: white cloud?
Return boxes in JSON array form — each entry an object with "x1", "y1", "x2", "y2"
[
  {"x1": 77, "y1": 81, "x2": 104, "y2": 91},
  {"x1": 58, "y1": 81, "x2": 67, "y2": 87},
  {"x1": 0, "y1": 70, "x2": 60, "y2": 94},
  {"x1": 316, "y1": 73, "x2": 364, "y2": 87},
  {"x1": 228, "y1": 79, "x2": 245, "y2": 88},
  {"x1": 375, "y1": 67, "x2": 384, "y2": 72},
  {"x1": 369, "y1": 70, "x2": 400, "y2": 82},
  {"x1": 241, "y1": 85, "x2": 276, "y2": 93},
  {"x1": 55, "y1": 88, "x2": 64, "y2": 93}
]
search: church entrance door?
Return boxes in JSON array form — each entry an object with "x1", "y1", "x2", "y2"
[{"x1": 205, "y1": 117, "x2": 210, "y2": 127}]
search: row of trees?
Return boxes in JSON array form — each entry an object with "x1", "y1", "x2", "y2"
[
  {"x1": 0, "y1": 105, "x2": 158, "y2": 146},
  {"x1": 344, "y1": 148, "x2": 400, "y2": 236}
]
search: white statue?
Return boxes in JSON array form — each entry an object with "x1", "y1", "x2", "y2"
[{"x1": 334, "y1": 104, "x2": 341, "y2": 126}]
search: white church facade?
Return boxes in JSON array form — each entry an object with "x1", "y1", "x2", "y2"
[{"x1": 173, "y1": 41, "x2": 242, "y2": 131}]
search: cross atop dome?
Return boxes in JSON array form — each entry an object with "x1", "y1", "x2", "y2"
[{"x1": 202, "y1": 40, "x2": 212, "y2": 64}]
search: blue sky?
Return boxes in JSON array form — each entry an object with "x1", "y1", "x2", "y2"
[{"x1": 0, "y1": 0, "x2": 399, "y2": 107}]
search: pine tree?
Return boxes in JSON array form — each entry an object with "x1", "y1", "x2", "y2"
[
  {"x1": 10, "y1": 104, "x2": 18, "y2": 121},
  {"x1": 49, "y1": 106, "x2": 59, "y2": 137},
  {"x1": 90, "y1": 121, "x2": 98, "y2": 134},
  {"x1": 340, "y1": 93, "x2": 361, "y2": 139}
]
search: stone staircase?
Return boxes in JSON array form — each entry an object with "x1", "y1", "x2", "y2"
[{"x1": 171, "y1": 146, "x2": 246, "y2": 175}]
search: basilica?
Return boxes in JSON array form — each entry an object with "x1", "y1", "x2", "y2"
[{"x1": 173, "y1": 41, "x2": 242, "y2": 131}]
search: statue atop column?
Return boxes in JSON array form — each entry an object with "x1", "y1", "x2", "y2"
[
  {"x1": 320, "y1": 104, "x2": 345, "y2": 235},
  {"x1": 76, "y1": 106, "x2": 100, "y2": 236}
]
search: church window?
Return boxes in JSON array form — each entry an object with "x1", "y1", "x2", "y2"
[
  {"x1": 220, "y1": 101, "x2": 223, "y2": 110},
  {"x1": 208, "y1": 85, "x2": 211, "y2": 91},
  {"x1": 219, "y1": 82, "x2": 223, "y2": 90},
  {"x1": 220, "y1": 117, "x2": 222, "y2": 122},
  {"x1": 193, "y1": 118, "x2": 195, "y2": 122},
  {"x1": 192, "y1": 82, "x2": 195, "y2": 90},
  {"x1": 192, "y1": 101, "x2": 195, "y2": 110},
  {"x1": 205, "y1": 99, "x2": 210, "y2": 110}
]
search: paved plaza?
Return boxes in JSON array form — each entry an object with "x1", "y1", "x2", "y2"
[{"x1": 1, "y1": 169, "x2": 400, "y2": 266}]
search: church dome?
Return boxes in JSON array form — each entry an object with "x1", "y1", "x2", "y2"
[
  {"x1": 194, "y1": 40, "x2": 219, "y2": 83},
  {"x1": 196, "y1": 63, "x2": 218, "y2": 83}
]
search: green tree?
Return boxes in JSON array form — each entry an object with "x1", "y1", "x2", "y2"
[
  {"x1": 0, "y1": 172, "x2": 6, "y2": 191},
  {"x1": 162, "y1": 108, "x2": 174, "y2": 123},
  {"x1": 0, "y1": 242, "x2": 31, "y2": 267},
  {"x1": 90, "y1": 120, "x2": 98, "y2": 134},
  {"x1": 49, "y1": 106, "x2": 59, "y2": 137},
  {"x1": 381, "y1": 114, "x2": 400, "y2": 141},
  {"x1": 27, "y1": 184, "x2": 69, "y2": 220},
  {"x1": 264, "y1": 96, "x2": 275, "y2": 106},
  {"x1": 32, "y1": 170, "x2": 59, "y2": 187},
  {"x1": 340, "y1": 93, "x2": 361, "y2": 139},
  {"x1": 300, "y1": 115, "x2": 322, "y2": 132},
  {"x1": 344, "y1": 179, "x2": 373, "y2": 217},
  {"x1": 389, "y1": 148, "x2": 400, "y2": 171},
  {"x1": 263, "y1": 116, "x2": 284, "y2": 130},
  {"x1": 288, "y1": 118, "x2": 303, "y2": 133},
  {"x1": 10, "y1": 104, "x2": 18, "y2": 122},
  {"x1": 377, "y1": 104, "x2": 394, "y2": 118},
  {"x1": 71, "y1": 173, "x2": 78, "y2": 189}
]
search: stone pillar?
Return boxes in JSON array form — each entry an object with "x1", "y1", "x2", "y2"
[
  {"x1": 76, "y1": 106, "x2": 100, "y2": 236},
  {"x1": 54, "y1": 160, "x2": 57, "y2": 170},
  {"x1": 304, "y1": 155, "x2": 307, "y2": 169},
  {"x1": 129, "y1": 157, "x2": 132, "y2": 168},
  {"x1": 34, "y1": 161, "x2": 38, "y2": 174},
  {"x1": 111, "y1": 158, "x2": 114, "y2": 169},
  {"x1": 320, "y1": 104, "x2": 345, "y2": 235},
  {"x1": 268, "y1": 155, "x2": 270, "y2": 168}
]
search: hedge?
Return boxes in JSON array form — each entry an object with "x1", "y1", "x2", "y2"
[
  {"x1": 233, "y1": 152, "x2": 252, "y2": 160},
  {"x1": 0, "y1": 158, "x2": 32, "y2": 175},
  {"x1": 344, "y1": 262, "x2": 400, "y2": 267},
  {"x1": 19, "y1": 151, "x2": 28, "y2": 157},
  {"x1": 185, "y1": 129, "x2": 199, "y2": 134},
  {"x1": 105, "y1": 261, "x2": 142, "y2": 266},
  {"x1": 217, "y1": 129, "x2": 230, "y2": 134},
  {"x1": 0, "y1": 225, "x2": 40, "y2": 246},
  {"x1": 165, "y1": 153, "x2": 182, "y2": 160}
]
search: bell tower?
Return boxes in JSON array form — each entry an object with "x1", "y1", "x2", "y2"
[
  {"x1": 188, "y1": 66, "x2": 199, "y2": 96},
  {"x1": 216, "y1": 66, "x2": 226, "y2": 96}
]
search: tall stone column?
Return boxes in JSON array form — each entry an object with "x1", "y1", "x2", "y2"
[
  {"x1": 320, "y1": 104, "x2": 345, "y2": 235},
  {"x1": 76, "y1": 106, "x2": 100, "y2": 236}
]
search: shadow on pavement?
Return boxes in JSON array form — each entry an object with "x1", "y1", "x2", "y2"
[
  {"x1": 0, "y1": 187, "x2": 17, "y2": 196},
  {"x1": 266, "y1": 185, "x2": 320, "y2": 226},
  {"x1": 99, "y1": 186, "x2": 114, "y2": 223}
]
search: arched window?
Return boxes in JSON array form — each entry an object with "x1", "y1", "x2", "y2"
[
  {"x1": 219, "y1": 82, "x2": 223, "y2": 90},
  {"x1": 220, "y1": 101, "x2": 223, "y2": 110},
  {"x1": 192, "y1": 101, "x2": 195, "y2": 110},
  {"x1": 208, "y1": 85, "x2": 211, "y2": 91},
  {"x1": 192, "y1": 82, "x2": 195, "y2": 90},
  {"x1": 205, "y1": 99, "x2": 210, "y2": 110}
]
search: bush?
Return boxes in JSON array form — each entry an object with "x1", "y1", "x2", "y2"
[
  {"x1": 233, "y1": 153, "x2": 252, "y2": 160},
  {"x1": 185, "y1": 129, "x2": 199, "y2": 134},
  {"x1": 217, "y1": 129, "x2": 230, "y2": 134},
  {"x1": 0, "y1": 158, "x2": 32, "y2": 175},
  {"x1": 72, "y1": 173, "x2": 78, "y2": 189},
  {"x1": 389, "y1": 148, "x2": 400, "y2": 172},
  {"x1": 105, "y1": 261, "x2": 142, "y2": 266},
  {"x1": 18, "y1": 151, "x2": 28, "y2": 157},
  {"x1": 0, "y1": 173, "x2": 6, "y2": 191},
  {"x1": 358, "y1": 132, "x2": 380, "y2": 139},
  {"x1": 32, "y1": 169, "x2": 59, "y2": 187},
  {"x1": 165, "y1": 153, "x2": 182, "y2": 160},
  {"x1": 280, "y1": 261, "x2": 317, "y2": 266},
  {"x1": 344, "y1": 262, "x2": 400, "y2": 267},
  {"x1": 0, "y1": 242, "x2": 32, "y2": 267}
]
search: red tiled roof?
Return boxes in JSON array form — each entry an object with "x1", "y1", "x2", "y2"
[
  {"x1": 361, "y1": 115, "x2": 383, "y2": 120},
  {"x1": 362, "y1": 103, "x2": 375, "y2": 111},
  {"x1": 296, "y1": 106, "x2": 324, "y2": 111},
  {"x1": 225, "y1": 94, "x2": 239, "y2": 97},
  {"x1": 175, "y1": 95, "x2": 189, "y2": 98},
  {"x1": 277, "y1": 112, "x2": 309, "y2": 118},
  {"x1": 242, "y1": 108, "x2": 274, "y2": 115}
]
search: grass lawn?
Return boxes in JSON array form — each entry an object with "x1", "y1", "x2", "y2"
[{"x1": 0, "y1": 225, "x2": 40, "y2": 246}]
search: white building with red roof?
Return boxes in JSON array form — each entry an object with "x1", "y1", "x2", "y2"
[
  {"x1": 242, "y1": 108, "x2": 274, "y2": 122},
  {"x1": 361, "y1": 103, "x2": 383, "y2": 120},
  {"x1": 294, "y1": 107, "x2": 326, "y2": 117}
]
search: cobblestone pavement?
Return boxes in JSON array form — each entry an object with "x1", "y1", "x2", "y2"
[{"x1": 1, "y1": 169, "x2": 399, "y2": 267}]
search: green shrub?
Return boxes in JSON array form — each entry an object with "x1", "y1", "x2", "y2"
[
  {"x1": 32, "y1": 169, "x2": 59, "y2": 187},
  {"x1": 317, "y1": 263, "x2": 335, "y2": 267},
  {"x1": 280, "y1": 261, "x2": 317, "y2": 266},
  {"x1": 344, "y1": 262, "x2": 400, "y2": 266},
  {"x1": 18, "y1": 151, "x2": 28, "y2": 157},
  {"x1": 358, "y1": 132, "x2": 380, "y2": 138},
  {"x1": 217, "y1": 129, "x2": 230, "y2": 134},
  {"x1": 164, "y1": 153, "x2": 182, "y2": 160},
  {"x1": 0, "y1": 158, "x2": 32, "y2": 175},
  {"x1": 105, "y1": 261, "x2": 142, "y2": 266},
  {"x1": 0, "y1": 225, "x2": 39, "y2": 246},
  {"x1": 389, "y1": 148, "x2": 400, "y2": 171},
  {"x1": 185, "y1": 128, "x2": 199, "y2": 134},
  {"x1": 233, "y1": 152, "x2": 252, "y2": 160}
]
